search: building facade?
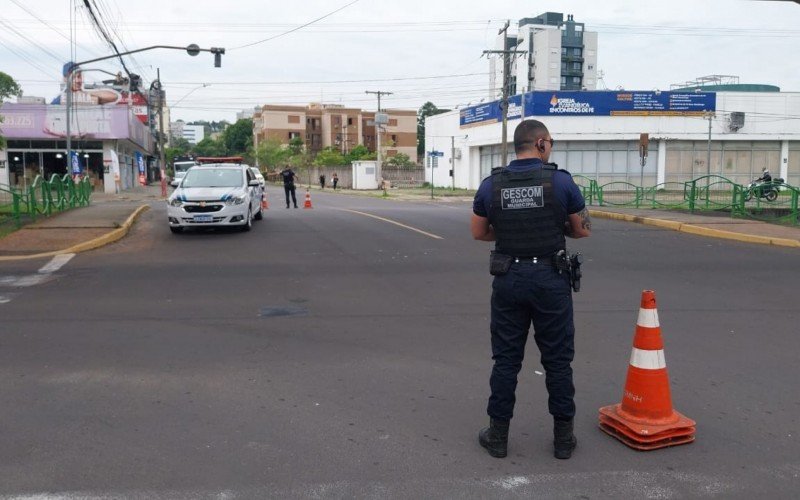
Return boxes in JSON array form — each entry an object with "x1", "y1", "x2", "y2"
[
  {"x1": 425, "y1": 90, "x2": 800, "y2": 190},
  {"x1": 252, "y1": 103, "x2": 417, "y2": 162},
  {"x1": 1, "y1": 102, "x2": 155, "y2": 193},
  {"x1": 490, "y1": 12, "x2": 598, "y2": 98}
]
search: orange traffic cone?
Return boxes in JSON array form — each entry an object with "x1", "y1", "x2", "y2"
[
  {"x1": 598, "y1": 290, "x2": 695, "y2": 450},
  {"x1": 261, "y1": 193, "x2": 269, "y2": 209},
  {"x1": 303, "y1": 189, "x2": 313, "y2": 209}
]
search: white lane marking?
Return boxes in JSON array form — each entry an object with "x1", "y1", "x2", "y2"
[
  {"x1": 637, "y1": 307, "x2": 660, "y2": 328},
  {"x1": 38, "y1": 253, "x2": 75, "y2": 274},
  {"x1": 629, "y1": 347, "x2": 667, "y2": 370},
  {"x1": 13, "y1": 275, "x2": 49, "y2": 287},
  {"x1": 0, "y1": 254, "x2": 74, "y2": 302},
  {"x1": 339, "y1": 209, "x2": 444, "y2": 240}
]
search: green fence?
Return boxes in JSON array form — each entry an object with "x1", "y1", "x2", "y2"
[
  {"x1": 589, "y1": 174, "x2": 799, "y2": 225},
  {"x1": 0, "y1": 175, "x2": 92, "y2": 234}
]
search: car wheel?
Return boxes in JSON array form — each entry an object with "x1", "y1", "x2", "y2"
[
  {"x1": 170, "y1": 226, "x2": 183, "y2": 234},
  {"x1": 241, "y1": 210, "x2": 252, "y2": 232},
  {"x1": 254, "y1": 206, "x2": 263, "y2": 220}
]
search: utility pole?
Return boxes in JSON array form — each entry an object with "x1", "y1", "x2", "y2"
[
  {"x1": 484, "y1": 21, "x2": 526, "y2": 169},
  {"x1": 365, "y1": 90, "x2": 392, "y2": 185},
  {"x1": 451, "y1": 135, "x2": 455, "y2": 190},
  {"x1": 705, "y1": 111, "x2": 714, "y2": 179},
  {"x1": 156, "y1": 68, "x2": 167, "y2": 197}
]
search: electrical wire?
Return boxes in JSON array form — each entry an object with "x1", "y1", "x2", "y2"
[{"x1": 230, "y1": 0, "x2": 361, "y2": 50}]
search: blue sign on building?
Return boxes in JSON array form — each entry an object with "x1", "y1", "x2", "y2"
[
  {"x1": 459, "y1": 91, "x2": 716, "y2": 127},
  {"x1": 70, "y1": 151, "x2": 82, "y2": 176}
]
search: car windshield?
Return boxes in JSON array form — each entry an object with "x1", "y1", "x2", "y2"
[
  {"x1": 181, "y1": 168, "x2": 243, "y2": 188},
  {"x1": 174, "y1": 162, "x2": 195, "y2": 173}
]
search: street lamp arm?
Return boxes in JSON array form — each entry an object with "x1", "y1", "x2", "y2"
[{"x1": 71, "y1": 45, "x2": 225, "y2": 69}]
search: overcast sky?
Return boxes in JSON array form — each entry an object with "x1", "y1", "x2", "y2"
[{"x1": 2, "y1": 0, "x2": 799, "y2": 123}]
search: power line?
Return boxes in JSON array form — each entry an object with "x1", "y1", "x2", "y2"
[{"x1": 230, "y1": 0, "x2": 362, "y2": 50}]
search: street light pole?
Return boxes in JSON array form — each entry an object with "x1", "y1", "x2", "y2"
[{"x1": 64, "y1": 44, "x2": 224, "y2": 181}]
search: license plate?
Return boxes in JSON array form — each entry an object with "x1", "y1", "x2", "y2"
[{"x1": 193, "y1": 214, "x2": 213, "y2": 223}]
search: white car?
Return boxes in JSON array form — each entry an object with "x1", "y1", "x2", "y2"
[
  {"x1": 249, "y1": 167, "x2": 266, "y2": 187},
  {"x1": 170, "y1": 160, "x2": 197, "y2": 187},
  {"x1": 167, "y1": 163, "x2": 264, "y2": 233}
]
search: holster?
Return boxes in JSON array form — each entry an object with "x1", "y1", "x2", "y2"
[{"x1": 489, "y1": 251, "x2": 513, "y2": 276}]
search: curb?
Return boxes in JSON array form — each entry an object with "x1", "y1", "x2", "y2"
[
  {"x1": 590, "y1": 209, "x2": 800, "y2": 248},
  {"x1": 0, "y1": 204, "x2": 151, "y2": 262}
]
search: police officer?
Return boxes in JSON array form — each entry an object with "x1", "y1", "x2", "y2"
[
  {"x1": 280, "y1": 165, "x2": 299, "y2": 208},
  {"x1": 470, "y1": 119, "x2": 591, "y2": 460}
]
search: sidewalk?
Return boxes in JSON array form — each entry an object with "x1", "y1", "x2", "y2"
[{"x1": 1, "y1": 185, "x2": 798, "y2": 261}]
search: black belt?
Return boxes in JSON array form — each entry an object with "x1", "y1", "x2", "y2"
[{"x1": 512, "y1": 255, "x2": 553, "y2": 264}]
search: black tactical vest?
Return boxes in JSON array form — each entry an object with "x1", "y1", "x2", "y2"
[{"x1": 489, "y1": 165, "x2": 566, "y2": 257}]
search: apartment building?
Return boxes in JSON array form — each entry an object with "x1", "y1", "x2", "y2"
[
  {"x1": 252, "y1": 103, "x2": 417, "y2": 161},
  {"x1": 489, "y1": 12, "x2": 598, "y2": 97}
]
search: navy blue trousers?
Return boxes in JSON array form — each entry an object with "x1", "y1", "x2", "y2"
[{"x1": 487, "y1": 261, "x2": 576, "y2": 422}]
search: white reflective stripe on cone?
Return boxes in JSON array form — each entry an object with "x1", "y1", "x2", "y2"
[
  {"x1": 629, "y1": 348, "x2": 667, "y2": 370},
  {"x1": 637, "y1": 308, "x2": 660, "y2": 328}
]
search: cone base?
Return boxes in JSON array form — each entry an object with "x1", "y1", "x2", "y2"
[
  {"x1": 598, "y1": 405, "x2": 695, "y2": 451},
  {"x1": 599, "y1": 420, "x2": 695, "y2": 451},
  {"x1": 599, "y1": 404, "x2": 695, "y2": 435}
]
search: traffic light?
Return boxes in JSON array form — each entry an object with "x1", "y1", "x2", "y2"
[{"x1": 129, "y1": 73, "x2": 141, "y2": 92}]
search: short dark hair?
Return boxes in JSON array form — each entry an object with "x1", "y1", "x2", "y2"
[{"x1": 513, "y1": 119, "x2": 549, "y2": 154}]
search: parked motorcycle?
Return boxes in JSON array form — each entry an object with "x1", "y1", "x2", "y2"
[{"x1": 744, "y1": 177, "x2": 784, "y2": 202}]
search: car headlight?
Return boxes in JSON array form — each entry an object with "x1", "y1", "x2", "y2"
[
  {"x1": 226, "y1": 194, "x2": 247, "y2": 206},
  {"x1": 168, "y1": 198, "x2": 183, "y2": 207}
]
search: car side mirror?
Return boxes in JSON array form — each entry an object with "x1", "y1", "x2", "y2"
[{"x1": 248, "y1": 180, "x2": 260, "y2": 187}]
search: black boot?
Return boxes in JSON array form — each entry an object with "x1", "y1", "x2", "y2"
[
  {"x1": 478, "y1": 418, "x2": 509, "y2": 458},
  {"x1": 553, "y1": 418, "x2": 577, "y2": 459}
]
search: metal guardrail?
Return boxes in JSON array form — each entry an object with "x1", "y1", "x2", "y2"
[
  {"x1": 581, "y1": 174, "x2": 799, "y2": 225},
  {"x1": 0, "y1": 174, "x2": 92, "y2": 233}
]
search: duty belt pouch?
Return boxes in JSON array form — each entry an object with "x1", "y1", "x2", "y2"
[{"x1": 489, "y1": 251, "x2": 513, "y2": 276}]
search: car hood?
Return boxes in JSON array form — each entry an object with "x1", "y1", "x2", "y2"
[{"x1": 173, "y1": 187, "x2": 246, "y2": 202}]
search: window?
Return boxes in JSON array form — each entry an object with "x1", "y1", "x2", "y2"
[
  {"x1": 561, "y1": 47, "x2": 567, "y2": 56},
  {"x1": 347, "y1": 117, "x2": 353, "y2": 126},
  {"x1": 289, "y1": 132, "x2": 300, "y2": 140},
  {"x1": 572, "y1": 62, "x2": 581, "y2": 70},
  {"x1": 391, "y1": 134, "x2": 397, "y2": 144},
  {"x1": 573, "y1": 48, "x2": 582, "y2": 57},
  {"x1": 561, "y1": 76, "x2": 567, "y2": 85},
  {"x1": 572, "y1": 77, "x2": 581, "y2": 83},
  {"x1": 388, "y1": 118, "x2": 398, "y2": 126},
  {"x1": 288, "y1": 115, "x2": 300, "y2": 124},
  {"x1": 561, "y1": 62, "x2": 567, "y2": 72}
]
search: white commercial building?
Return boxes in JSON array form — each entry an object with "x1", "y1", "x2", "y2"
[
  {"x1": 424, "y1": 90, "x2": 800, "y2": 190},
  {"x1": 180, "y1": 124, "x2": 205, "y2": 144},
  {"x1": 490, "y1": 12, "x2": 598, "y2": 99}
]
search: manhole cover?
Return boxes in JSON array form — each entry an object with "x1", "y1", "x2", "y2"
[{"x1": 259, "y1": 306, "x2": 308, "y2": 318}]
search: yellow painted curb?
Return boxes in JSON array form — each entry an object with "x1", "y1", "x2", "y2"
[
  {"x1": 591, "y1": 209, "x2": 800, "y2": 248},
  {"x1": 0, "y1": 205, "x2": 150, "y2": 262}
]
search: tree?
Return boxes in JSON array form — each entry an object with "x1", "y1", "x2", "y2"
[
  {"x1": 345, "y1": 144, "x2": 375, "y2": 163},
  {"x1": 417, "y1": 101, "x2": 449, "y2": 157},
  {"x1": 0, "y1": 71, "x2": 22, "y2": 149},
  {"x1": 384, "y1": 152, "x2": 415, "y2": 168},
  {"x1": 193, "y1": 137, "x2": 226, "y2": 157},
  {"x1": 313, "y1": 147, "x2": 345, "y2": 167},
  {"x1": 287, "y1": 136, "x2": 304, "y2": 156},
  {"x1": 222, "y1": 118, "x2": 253, "y2": 155},
  {"x1": 171, "y1": 136, "x2": 192, "y2": 152},
  {"x1": 255, "y1": 138, "x2": 288, "y2": 170}
]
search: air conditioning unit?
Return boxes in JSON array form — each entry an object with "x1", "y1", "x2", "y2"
[{"x1": 729, "y1": 112, "x2": 745, "y2": 132}]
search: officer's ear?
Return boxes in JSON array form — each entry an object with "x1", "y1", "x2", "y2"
[{"x1": 536, "y1": 139, "x2": 546, "y2": 153}]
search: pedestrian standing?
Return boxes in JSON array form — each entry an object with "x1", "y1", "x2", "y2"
[
  {"x1": 280, "y1": 165, "x2": 298, "y2": 208},
  {"x1": 332, "y1": 172, "x2": 339, "y2": 190},
  {"x1": 470, "y1": 119, "x2": 591, "y2": 460},
  {"x1": 319, "y1": 173, "x2": 326, "y2": 189}
]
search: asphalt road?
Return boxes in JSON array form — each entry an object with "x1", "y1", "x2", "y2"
[{"x1": 1, "y1": 185, "x2": 799, "y2": 499}]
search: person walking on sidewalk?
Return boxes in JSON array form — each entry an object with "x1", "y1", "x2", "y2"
[
  {"x1": 280, "y1": 166, "x2": 299, "y2": 208},
  {"x1": 332, "y1": 172, "x2": 339, "y2": 190},
  {"x1": 319, "y1": 173, "x2": 326, "y2": 189},
  {"x1": 470, "y1": 119, "x2": 591, "y2": 460}
]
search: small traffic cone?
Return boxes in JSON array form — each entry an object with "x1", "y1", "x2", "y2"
[
  {"x1": 303, "y1": 189, "x2": 313, "y2": 209},
  {"x1": 261, "y1": 193, "x2": 269, "y2": 209},
  {"x1": 598, "y1": 290, "x2": 695, "y2": 450}
]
